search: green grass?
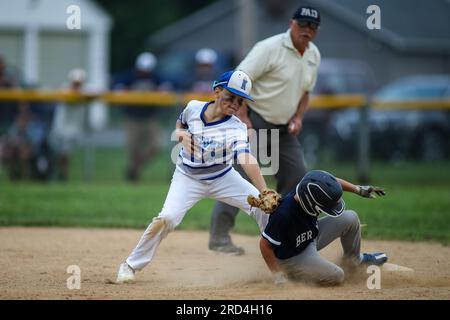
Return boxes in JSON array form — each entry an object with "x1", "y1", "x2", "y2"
[{"x1": 1, "y1": 148, "x2": 449, "y2": 244}]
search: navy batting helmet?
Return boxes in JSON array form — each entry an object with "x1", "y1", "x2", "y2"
[{"x1": 296, "y1": 170, "x2": 345, "y2": 217}]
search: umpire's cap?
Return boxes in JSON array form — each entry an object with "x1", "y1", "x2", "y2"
[
  {"x1": 293, "y1": 6, "x2": 321, "y2": 25},
  {"x1": 296, "y1": 170, "x2": 345, "y2": 217}
]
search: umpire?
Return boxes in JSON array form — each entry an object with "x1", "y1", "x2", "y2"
[{"x1": 208, "y1": 5, "x2": 322, "y2": 255}]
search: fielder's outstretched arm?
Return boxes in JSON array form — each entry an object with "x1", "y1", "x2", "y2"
[{"x1": 237, "y1": 152, "x2": 267, "y2": 192}]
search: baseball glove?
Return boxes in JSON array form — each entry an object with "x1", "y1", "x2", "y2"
[{"x1": 247, "y1": 188, "x2": 282, "y2": 214}]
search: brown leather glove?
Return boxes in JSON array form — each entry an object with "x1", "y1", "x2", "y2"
[{"x1": 247, "y1": 188, "x2": 282, "y2": 214}]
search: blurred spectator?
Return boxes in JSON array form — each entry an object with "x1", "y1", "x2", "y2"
[
  {"x1": 28, "y1": 102, "x2": 54, "y2": 181},
  {"x1": 113, "y1": 52, "x2": 162, "y2": 182},
  {"x1": 1, "y1": 55, "x2": 52, "y2": 181},
  {"x1": 0, "y1": 54, "x2": 18, "y2": 134},
  {"x1": 0, "y1": 54, "x2": 16, "y2": 88},
  {"x1": 2, "y1": 104, "x2": 33, "y2": 180},
  {"x1": 189, "y1": 48, "x2": 220, "y2": 92},
  {"x1": 49, "y1": 69, "x2": 87, "y2": 181},
  {"x1": 3, "y1": 101, "x2": 54, "y2": 181}
]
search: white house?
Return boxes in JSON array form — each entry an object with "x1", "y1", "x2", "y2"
[{"x1": 0, "y1": 0, "x2": 111, "y2": 91}]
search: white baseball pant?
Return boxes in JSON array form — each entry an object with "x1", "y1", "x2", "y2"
[{"x1": 126, "y1": 168, "x2": 269, "y2": 270}]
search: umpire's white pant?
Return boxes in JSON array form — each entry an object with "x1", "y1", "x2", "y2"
[
  {"x1": 278, "y1": 210, "x2": 361, "y2": 285},
  {"x1": 126, "y1": 168, "x2": 269, "y2": 271}
]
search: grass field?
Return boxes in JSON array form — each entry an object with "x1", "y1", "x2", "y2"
[{"x1": 1, "y1": 148, "x2": 449, "y2": 244}]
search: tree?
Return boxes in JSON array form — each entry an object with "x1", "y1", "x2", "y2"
[{"x1": 94, "y1": 0, "x2": 216, "y2": 73}]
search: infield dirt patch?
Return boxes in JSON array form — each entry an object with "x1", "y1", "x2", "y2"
[{"x1": 1, "y1": 227, "x2": 449, "y2": 299}]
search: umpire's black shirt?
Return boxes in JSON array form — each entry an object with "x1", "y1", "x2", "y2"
[{"x1": 262, "y1": 191, "x2": 319, "y2": 260}]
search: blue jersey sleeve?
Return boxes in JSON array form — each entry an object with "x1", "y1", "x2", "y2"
[{"x1": 262, "y1": 213, "x2": 284, "y2": 247}]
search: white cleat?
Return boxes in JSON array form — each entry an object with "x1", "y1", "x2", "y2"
[{"x1": 116, "y1": 262, "x2": 135, "y2": 283}]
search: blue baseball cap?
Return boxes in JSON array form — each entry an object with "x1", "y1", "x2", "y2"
[
  {"x1": 212, "y1": 70, "x2": 254, "y2": 101},
  {"x1": 293, "y1": 6, "x2": 321, "y2": 25}
]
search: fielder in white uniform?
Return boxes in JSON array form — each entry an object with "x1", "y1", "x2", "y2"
[{"x1": 116, "y1": 70, "x2": 270, "y2": 283}]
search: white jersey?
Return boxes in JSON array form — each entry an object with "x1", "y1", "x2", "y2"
[{"x1": 176, "y1": 100, "x2": 250, "y2": 181}]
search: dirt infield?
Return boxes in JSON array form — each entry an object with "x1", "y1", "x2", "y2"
[{"x1": 1, "y1": 227, "x2": 449, "y2": 300}]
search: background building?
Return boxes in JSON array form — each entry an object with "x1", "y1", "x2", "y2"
[
  {"x1": 148, "y1": 0, "x2": 450, "y2": 88},
  {"x1": 0, "y1": 0, "x2": 111, "y2": 89}
]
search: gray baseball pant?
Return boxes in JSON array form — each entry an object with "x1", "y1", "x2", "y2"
[
  {"x1": 278, "y1": 210, "x2": 361, "y2": 285},
  {"x1": 209, "y1": 110, "x2": 307, "y2": 247}
]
